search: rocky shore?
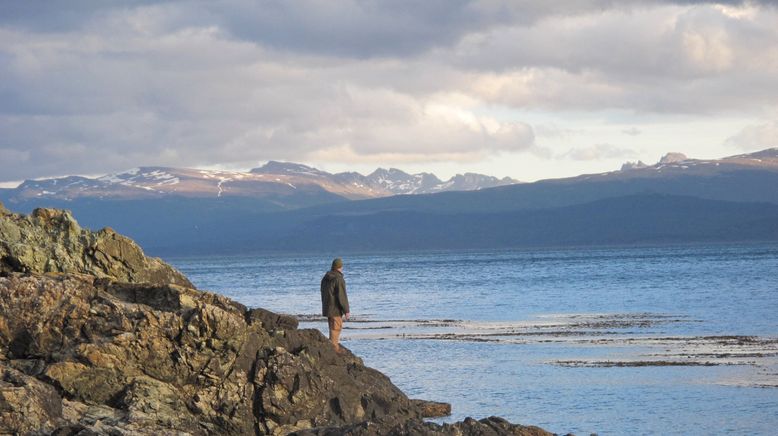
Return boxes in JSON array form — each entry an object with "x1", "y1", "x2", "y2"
[{"x1": 0, "y1": 202, "x2": 555, "y2": 435}]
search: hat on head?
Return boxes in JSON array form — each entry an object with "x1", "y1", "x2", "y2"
[{"x1": 331, "y1": 258, "x2": 343, "y2": 270}]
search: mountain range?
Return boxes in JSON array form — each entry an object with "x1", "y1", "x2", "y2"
[
  {"x1": 2, "y1": 162, "x2": 518, "y2": 205},
  {"x1": 2, "y1": 148, "x2": 777, "y2": 254}
]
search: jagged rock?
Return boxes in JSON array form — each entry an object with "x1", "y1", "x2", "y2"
[
  {"x1": 249, "y1": 307, "x2": 300, "y2": 331},
  {"x1": 0, "y1": 364, "x2": 65, "y2": 434},
  {"x1": 410, "y1": 399, "x2": 452, "y2": 417},
  {"x1": 0, "y1": 206, "x2": 191, "y2": 287},
  {"x1": 0, "y1": 273, "x2": 421, "y2": 435},
  {"x1": 291, "y1": 416, "x2": 556, "y2": 436},
  {"x1": 0, "y1": 208, "x2": 554, "y2": 435}
]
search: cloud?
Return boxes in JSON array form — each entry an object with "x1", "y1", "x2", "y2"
[
  {"x1": 724, "y1": 121, "x2": 778, "y2": 150},
  {"x1": 622, "y1": 127, "x2": 642, "y2": 136},
  {"x1": 453, "y1": 3, "x2": 778, "y2": 112},
  {"x1": 221, "y1": 88, "x2": 536, "y2": 165},
  {"x1": 0, "y1": 1, "x2": 713, "y2": 57},
  {"x1": 0, "y1": 148, "x2": 30, "y2": 164},
  {"x1": 533, "y1": 123, "x2": 583, "y2": 139},
  {"x1": 0, "y1": 21, "x2": 537, "y2": 180},
  {"x1": 0, "y1": 1, "x2": 777, "y2": 181},
  {"x1": 562, "y1": 144, "x2": 639, "y2": 161}
]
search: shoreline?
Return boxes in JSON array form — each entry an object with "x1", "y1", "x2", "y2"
[{"x1": 0, "y1": 204, "x2": 558, "y2": 435}]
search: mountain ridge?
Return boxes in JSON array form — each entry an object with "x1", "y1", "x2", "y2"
[
  {"x1": 2, "y1": 163, "x2": 519, "y2": 204},
  {"x1": 2, "y1": 148, "x2": 777, "y2": 255}
]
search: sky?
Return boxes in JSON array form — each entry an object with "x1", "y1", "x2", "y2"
[{"x1": 1, "y1": 0, "x2": 777, "y2": 186}]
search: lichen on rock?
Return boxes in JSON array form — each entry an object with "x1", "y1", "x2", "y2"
[{"x1": 0, "y1": 204, "x2": 192, "y2": 287}]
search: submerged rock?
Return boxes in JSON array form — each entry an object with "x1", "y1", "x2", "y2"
[{"x1": 0, "y1": 206, "x2": 554, "y2": 435}]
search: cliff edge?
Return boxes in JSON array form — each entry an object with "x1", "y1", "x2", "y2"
[{"x1": 0, "y1": 203, "x2": 554, "y2": 435}]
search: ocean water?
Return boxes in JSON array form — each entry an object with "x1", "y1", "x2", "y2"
[{"x1": 168, "y1": 243, "x2": 778, "y2": 435}]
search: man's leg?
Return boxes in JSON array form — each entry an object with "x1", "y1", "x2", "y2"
[{"x1": 327, "y1": 316, "x2": 343, "y2": 351}]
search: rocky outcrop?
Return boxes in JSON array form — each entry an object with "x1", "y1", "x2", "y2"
[
  {"x1": 0, "y1": 205, "x2": 554, "y2": 435},
  {"x1": 0, "y1": 273, "x2": 419, "y2": 434},
  {"x1": 0, "y1": 205, "x2": 191, "y2": 287},
  {"x1": 410, "y1": 399, "x2": 452, "y2": 418},
  {"x1": 292, "y1": 416, "x2": 554, "y2": 436}
]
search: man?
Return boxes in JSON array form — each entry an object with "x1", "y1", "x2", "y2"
[{"x1": 320, "y1": 257, "x2": 350, "y2": 353}]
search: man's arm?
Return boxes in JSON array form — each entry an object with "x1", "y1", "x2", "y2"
[{"x1": 337, "y1": 275, "x2": 350, "y2": 318}]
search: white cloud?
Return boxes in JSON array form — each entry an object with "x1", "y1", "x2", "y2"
[
  {"x1": 725, "y1": 121, "x2": 778, "y2": 150},
  {"x1": 562, "y1": 144, "x2": 639, "y2": 161}
]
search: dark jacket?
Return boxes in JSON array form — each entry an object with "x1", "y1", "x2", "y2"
[{"x1": 321, "y1": 270, "x2": 349, "y2": 317}]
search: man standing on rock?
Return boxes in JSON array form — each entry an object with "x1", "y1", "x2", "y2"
[{"x1": 321, "y1": 257, "x2": 350, "y2": 353}]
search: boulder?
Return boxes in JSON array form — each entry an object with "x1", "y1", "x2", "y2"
[
  {"x1": 249, "y1": 307, "x2": 300, "y2": 331},
  {"x1": 411, "y1": 399, "x2": 452, "y2": 418},
  {"x1": 0, "y1": 364, "x2": 65, "y2": 434}
]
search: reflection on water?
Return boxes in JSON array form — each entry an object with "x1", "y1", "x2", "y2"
[{"x1": 170, "y1": 244, "x2": 778, "y2": 435}]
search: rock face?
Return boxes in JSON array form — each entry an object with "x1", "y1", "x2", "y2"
[
  {"x1": 0, "y1": 274, "x2": 418, "y2": 435},
  {"x1": 0, "y1": 206, "x2": 192, "y2": 287},
  {"x1": 411, "y1": 399, "x2": 452, "y2": 418},
  {"x1": 0, "y1": 205, "x2": 554, "y2": 435}
]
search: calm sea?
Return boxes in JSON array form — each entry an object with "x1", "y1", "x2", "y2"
[{"x1": 168, "y1": 243, "x2": 778, "y2": 435}]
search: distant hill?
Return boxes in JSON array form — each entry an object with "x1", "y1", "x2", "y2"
[
  {"x1": 56, "y1": 193, "x2": 776, "y2": 254},
  {"x1": 259, "y1": 194, "x2": 778, "y2": 252},
  {"x1": 2, "y1": 148, "x2": 776, "y2": 255},
  {"x1": 296, "y1": 148, "x2": 778, "y2": 215}
]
